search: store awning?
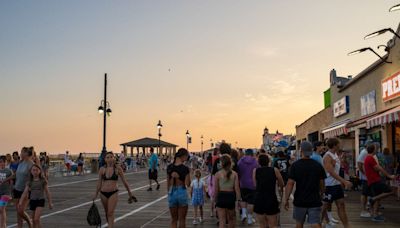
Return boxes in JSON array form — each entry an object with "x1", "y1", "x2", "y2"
[
  {"x1": 321, "y1": 119, "x2": 351, "y2": 138},
  {"x1": 366, "y1": 105, "x2": 400, "y2": 129}
]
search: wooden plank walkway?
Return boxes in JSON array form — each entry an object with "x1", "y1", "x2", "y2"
[{"x1": 4, "y1": 169, "x2": 400, "y2": 227}]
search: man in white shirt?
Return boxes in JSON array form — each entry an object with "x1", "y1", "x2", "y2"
[{"x1": 357, "y1": 146, "x2": 371, "y2": 218}]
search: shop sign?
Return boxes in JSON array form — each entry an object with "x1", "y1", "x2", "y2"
[
  {"x1": 382, "y1": 71, "x2": 400, "y2": 102},
  {"x1": 333, "y1": 96, "x2": 349, "y2": 117},
  {"x1": 361, "y1": 90, "x2": 376, "y2": 116}
]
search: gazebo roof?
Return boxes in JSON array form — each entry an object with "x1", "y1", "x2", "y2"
[{"x1": 120, "y1": 137, "x2": 178, "y2": 148}]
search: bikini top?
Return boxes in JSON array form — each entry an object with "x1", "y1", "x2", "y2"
[{"x1": 102, "y1": 167, "x2": 118, "y2": 181}]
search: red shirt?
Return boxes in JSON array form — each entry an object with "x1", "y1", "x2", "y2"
[{"x1": 364, "y1": 155, "x2": 381, "y2": 186}]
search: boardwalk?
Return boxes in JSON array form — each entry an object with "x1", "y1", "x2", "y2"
[{"x1": 4, "y1": 169, "x2": 400, "y2": 228}]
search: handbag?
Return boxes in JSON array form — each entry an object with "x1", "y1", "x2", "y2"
[{"x1": 87, "y1": 201, "x2": 101, "y2": 227}]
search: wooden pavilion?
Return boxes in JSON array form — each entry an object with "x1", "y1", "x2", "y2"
[{"x1": 120, "y1": 137, "x2": 178, "y2": 157}]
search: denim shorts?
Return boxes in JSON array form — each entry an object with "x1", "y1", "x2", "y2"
[
  {"x1": 168, "y1": 186, "x2": 188, "y2": 208},
  {"x1": 293, "y1": 206, "x2": 321, "y2": 225}
]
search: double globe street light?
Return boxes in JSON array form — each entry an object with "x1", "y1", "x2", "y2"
[{"x1": 98, "y1": 73, "x2": 112, "y2": 167}]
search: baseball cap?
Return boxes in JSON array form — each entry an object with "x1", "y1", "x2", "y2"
[
  {"x1": 300, "y1": 141, "x2": 313, "y2": 157},
  {"x1": 245, "y1": 149, "x2": 254, "y2": 155}
]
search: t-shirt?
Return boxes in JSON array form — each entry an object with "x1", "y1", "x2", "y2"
[
  {"x1": 288, "y1": 159, "x2": 326, "y2": 208},
  {"x1": 357, "y1": 149, "x2": 368, "y2": 180},
  {"x1": 149, "y1": 153, "x2": 158, "y2": 170},
  {"x1": 167, "y1": 164, "x2": 190, "y2": 183},
  {"x1": 190, "y1": 179, "x2": 205, "y2": 189},
  {"x1": 364, "y1": 155, "x2": 381, "y2": 186},
  {"x1": 0, "y1": 168, "x2": 13, "y2": 195},
  {"x1": 310, "y1": 152, "x2": 323, "y2": 165},
  {"x1": 15, "y1": 160, "x2": 34, "y2": 191},
  {"x1": 323, "y1": 151, "x2": 341, "y2": 186},
  {"x1": 274, "y1": 158, "x2": 289, "y2": 174}
]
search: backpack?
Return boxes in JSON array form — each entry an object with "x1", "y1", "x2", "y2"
[{"x1": 87, "y1": 201, "x2": 101, "y2": 227}]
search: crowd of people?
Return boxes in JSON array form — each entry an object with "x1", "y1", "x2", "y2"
[{"x1": 165, "y1": 139, "x2": 400, "y2": 228}]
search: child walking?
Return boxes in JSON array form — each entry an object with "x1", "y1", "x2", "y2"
[
  {"x1": 190, "y1": 169, "x2": 206, "y2": 225},
  {"x1": 20, "y1": 164, "x2": 53, "y2": 228},
  {"x1": 0, "y1": 156, "x2": 13, "y2": 228}
]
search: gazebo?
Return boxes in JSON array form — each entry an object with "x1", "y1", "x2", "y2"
[{"x1": 120, "y1": 137, "x2": 178, "y2": 157}]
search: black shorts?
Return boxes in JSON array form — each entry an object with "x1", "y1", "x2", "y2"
[
  {"x1": 370, "y1": 182, "x2": 392, "y2": 197},
  {"x1": 216, "y1": 192, "x2": 236, "y2": 209},
  {"x1": 240, "y1": 188, "x2": 255, "y2": 205},
  {"x1": 30, "y1": 199, "x2": 45, "y2": 211},
  {"x1": 148, "y1": 169, "x2": 158, "y2": 180},
  {"x1": 361, "y1": 180, "x2": 371, "y2": 196},
  {"x1": 13, "y1": 189, "x2": 23, "y2": 199},
  {"x1": 323, "y1": 185, "x2": 344, "y2": 203},
  {"x1": 254, "y1": 194, "x2": 280, "y2": 215}
]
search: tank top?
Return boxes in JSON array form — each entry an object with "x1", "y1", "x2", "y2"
[
  {"x1": 218, "y1": 170, "x2": 235, "y2": 191},
  {"x1": 29, "y1": 179, "x2": 45, "y2": 200},
  {"x1": 323, "y1": 151, "x2": 341, "y2": 186},
  {"x1": 255, "y1": 167, "x2": 277, "y2": 196}
]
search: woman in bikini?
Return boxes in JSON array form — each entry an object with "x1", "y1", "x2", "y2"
[{"x1": 93, "y1": 152, "x2": 137, "y2": 228}]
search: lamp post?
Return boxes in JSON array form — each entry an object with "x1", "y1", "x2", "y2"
[
  {"x1": 347, "y1": 47, "x2": 392, "y2": 64},
  {"x1": 210, "y1": 138, "x2": 213, "y2": 148},
  {"x1": 364, "y1": 28, "x2": 400, "y2": 40},
  {"x1": 98, "y1": 73, "x2": 112, "y2": 167},
  {"x1": 157, "y1": 120, "x2": 163, "y2": 155},
  {"x1": 186, "y1": 130, "x2": 190, "y2": 150},
  {"x1": 201, "y1": 135, "x2": 204, "y2": 153}
]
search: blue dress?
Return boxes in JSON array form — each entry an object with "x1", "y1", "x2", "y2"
[{"x1": 191, "y1": 179, "x2": 205, "y2": 206}]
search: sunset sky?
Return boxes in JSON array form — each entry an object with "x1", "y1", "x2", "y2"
[{"x1": 1, "y1": 1, "x2": 400, "y2": 154}]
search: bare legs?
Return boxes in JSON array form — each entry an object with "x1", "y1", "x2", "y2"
[
  {"x1": 100, "y1": 193, "x2": 118, "y2": 228},
  {"x1": 170, "y1": 206, "x2": 188, "y2": 228},
  {"x1": 217, "y1": 207, "x2": 235, "y2": 228},
  {"x1": 16, "y1": 197, "x2": 32, "y2": 228},
  {"x1": 256, "y1": 213, "x2": 278, "y2": 228},
  {"x1": 32, "y1": 207, "x2": 43, "y2": 228}
]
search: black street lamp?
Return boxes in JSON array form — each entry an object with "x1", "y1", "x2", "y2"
[
  {"x1": 157, "y1": 120, "x2": 163, "y2": 155},
  {"x1": 347, "y1": 47, "x2": 392, "y2": 64},
  {"x1": 364, "y1": 28, "x2": 400, "y2": 40},
  {"x1": 210, "y1": 138, "x2": 213, "y2": 148},
  {"x1": 98, "y1": 73, "x2": 112, "y2": 167},
  {"x1": 201, "y1": 135, "x2": 204, "y2": 153},
  {"x1": 186, "y1": 130, "x2": 190, "y2": 150},
  {"x1": 389, "y1": 4, "x2": 400, "y2": 12}
]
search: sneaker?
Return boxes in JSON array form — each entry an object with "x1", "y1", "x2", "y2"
[
  {"x1": 156, "y1": 184, "x2": 160, "y2": 190},
  {"x1": 193, "y1": 219, "x2": 199, "y2": 225},
  {"x1": 147, "y1": 187, "x2": 152, "y2": 191},
  {"x1": 360, "y1": 211, "x2": 371, "y2": 218},
  {"x1": 372, "y1": 215, "x2": 385, "y2": 222},
  {"x1": 199, "y1": 218, "x2": 203, "y2": 223},
  {"x1": 247, "y1": 217, "x2": 254, "y2": 225},
  {"x1": 330, "y1": 218, "x2": 339, "y2": 224},
  {"x1": 325, "y1": 222, "x2": 336, "y2": 228}
]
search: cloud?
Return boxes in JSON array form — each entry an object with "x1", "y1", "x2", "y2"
[{"x1": 246, "y1": 45, "x2": 279, "y2": 58}]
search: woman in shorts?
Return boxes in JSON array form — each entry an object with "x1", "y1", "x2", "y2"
[
  {"x1": 215, "y1": 154, "x2": 241, "y2": 228},
  {"x1": 167, "y1": 148, "x2": 190, "y2": 228},
  {"x1": 253, "y1": 154, "x2": 284, "y2": 228},
  {"x1": 14, "y1": 147, "x2": 34, "y2": 228}
]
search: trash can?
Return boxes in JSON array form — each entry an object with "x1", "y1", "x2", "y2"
[{"x1": 91, "y1": 159, "x2": 99, "y2": 173}]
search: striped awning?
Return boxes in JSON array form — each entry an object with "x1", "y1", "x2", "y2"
[
  {"x1": 366, "y1": 105, "x2": 400, "y2": 129},
  {"x1": 321, "y1": 119, "x2": 351, "y2": 138}
]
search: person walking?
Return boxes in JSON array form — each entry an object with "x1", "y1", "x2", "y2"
[
  {"x1": 167, "y1": 148, "x2": 190, "y2": 228},
  {"x1": 253, "y1": 154, "x2": 284, "y2": 228},
  {"x1": 364, "y1": 144, "x2": 395, "y2": 222},
  {"x1": 322, "y1": 138, "x2": 352, "y2": 228},
  {"x1": 0, "y1": 156, "x2": 13, "y2": 228},
  {"x1": 274, "y1": 151, "x2": 290, "y2": 186},
  {"x1": 20, "y1": 164, "x2": 53, "y2": 228},
  {"x1": 215, "y1": 154, "x2": 241, "y2": 228},
  {"x1": 14, "y1": 147, "x2": 34, "y2": 228},
  {"x1": 93, "y1": 152, "x2": 137, "y2": 228},
  {"x1": 190, "y1": 169, "x2": 206, "y2": 225},
  {"x1": 357, "y1": 144, "x2": 371, "y2": 218},
  {"x1": 237, "y1": 149, "x2": 258, "y2": 225},
  {"x1": 147, "y1": 148, "x2": 160, "y2": 191},
  {"x1": 76, "y1": 153, "x2": 84, "y2": 176},
  {"x1": 284, "y1": 141, "x2": 326, "y2": 228}
]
